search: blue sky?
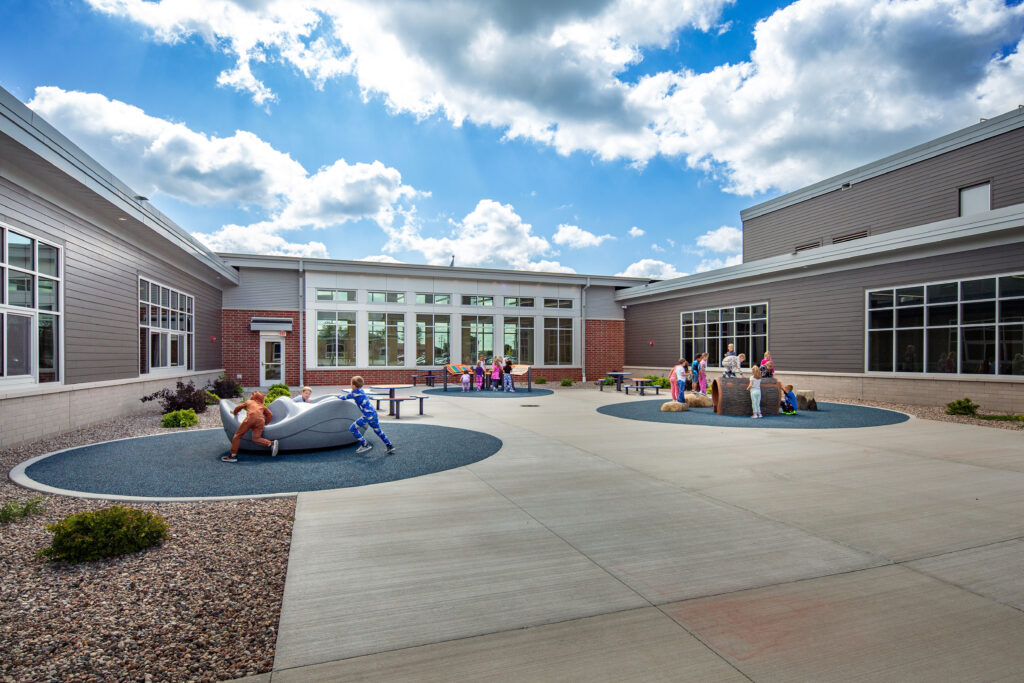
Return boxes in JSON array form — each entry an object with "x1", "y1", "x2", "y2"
[{"x1": 1, "y1": 0, "x2": 1022, "y2": 278}]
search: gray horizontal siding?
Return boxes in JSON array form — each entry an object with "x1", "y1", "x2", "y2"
[
  {"x1": 624, "y1": 241, "x2": 1024, "y2": 372},
  {"x1": 744, "y1": 127, "x2": 1024, "y2": 262},
  {"x1": 0, "y1": 175, "x2": 223, "y2": 384},
  {"x1": 221, "y1": 267, "x2": 299, "y2": 310},
  {"x1": 585, "y1": 286, "x2": 624, "y2": 320}
]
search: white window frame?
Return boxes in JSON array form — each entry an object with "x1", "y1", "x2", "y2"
[
  {"x1": 368, "y1": 290, "x2": 405, "y2": 304},
  {"x1": 139, "y1": 276, "x2": 194, "y2": 376},
  {"x1": 679, "y1": 303, "x2": 769, "y2": 370}
]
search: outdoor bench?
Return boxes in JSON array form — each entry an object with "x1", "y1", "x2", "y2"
[
  {"x1": 409, "y1": 395, "x2": 430, "y2": 415},
  {"x1": 374, "y1": 396, "x2": 417, "y2": 419},
  {"x1": 624, "y1": 384, "x2": 660, "y2": 396}
]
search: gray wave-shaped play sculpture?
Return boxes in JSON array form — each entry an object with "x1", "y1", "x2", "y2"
[{"x1": 219, "y1": 396, "x2": 367, "y2": 452}]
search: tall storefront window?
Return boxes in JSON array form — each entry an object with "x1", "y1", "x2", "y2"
[
  {"x1": 1, "y1": 225, "x2": 62, "y2": 383},
  {"x1": 139, "y1": 278, "x2": 194, "y2": 374},
  {"x1": 867, "y1": 273, "x2": 1024, "y2": 375},
  {"x1": 461, "y1": 315, "x2": 493, "y2": 362},
  {"x1": 543, "y1": 318, "x2": 572, "y2": 365},
  {"x1": 368, "y1": 312, "x2": 404, "y2": 366},
  {"x1": 316, "y1": 311, "x2": 356, "y2": 366},
  {"x1": 503, "y1": 317, "x2": 534, "y2": 364},
  {"x1": 680, "y1": 303, "x2": 768, "y2": 368},
  {"x1": 416, "y1": 314, "x2": 450, "y2": 366}
]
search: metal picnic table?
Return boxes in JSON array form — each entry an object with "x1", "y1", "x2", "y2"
[{"x1": 605, "y1": 371, "x2": 632, "y2": 392}]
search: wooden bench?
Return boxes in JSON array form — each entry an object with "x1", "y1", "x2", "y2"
[
  {"x1": 374, "y1": 397, "x2": 416, "y2": 419},
  {"x1": 409, "y1": 395, "x2": 430, "y2": 415}
]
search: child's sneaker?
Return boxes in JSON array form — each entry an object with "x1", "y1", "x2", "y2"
[
  {"x1": 271, "y1": 440, "x2": 280, "y2": 457},
  {"x1": 221, "y1": 455, "x2": 238, "y2": 462},
  {"x1": 385, "y1": 445, "x2": 395, "y2": 454},
  {"x1": 356, "y1": 443, "x2": 373, "y2": 454}
]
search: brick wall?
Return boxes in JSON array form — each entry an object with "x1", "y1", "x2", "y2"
[
  {"x1": 222, "y1": 309, "x2": 301, "y2": 386},
  {"x1": 585, "y1": 319, "x2": 625, "y2": 379}
]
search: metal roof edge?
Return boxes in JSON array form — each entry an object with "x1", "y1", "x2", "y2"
[
  {"x1": 0, "y1": 85, "x2": 238, "y2": 286},
  {"x1": 617, "y1": 203, "x2": 1024, "y2": 302},
  {"x1": 216, "y1": 252, "x2": 654, "y2": 287},
  {"x1": 741, "y1": 107, "x2": 1024, "y2": 221}
]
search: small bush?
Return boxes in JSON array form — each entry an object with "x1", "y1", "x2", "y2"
[
  {"x1": 141, "y1": 380, "x2": 208, "y2": 414},
  {"x1": 560, "y1": 378, "x2": 573, "y2": 387},
  {"x1": 204, "y1": 390, "x2": 221, "y2": 405},
  {"x1": 265, "y1": 385, "x2": 292, "y2": 404},
  {"x1": 208, "y1": 373, "x2": 243, "y2": 399},
  {"x1": 535, "y1": 377, "x2": 547, "y2": 384},
  {"x1": 946, "y1": 397, "x2": 980, "y2": 416},
  {"x1": 161, "y1": 408, "x2": 198, "y2": 428},
  {"x1": 0, "y1": 496, "x2": 45, "y2": 524},
  {"x1": 977, "y1": 413, "x2": 1024, "y2": 423},
  {"x1": 38, "y1": 506, "x2": 168, "y2": 564},
  {"x1": 600, "y1": 378, "x2": 615, "y2": 385},
  {"x1": 644, "y1": 375, "x2": 672, "y2": 389}
]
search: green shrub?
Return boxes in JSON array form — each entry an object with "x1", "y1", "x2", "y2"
[
  {"x1": 38, "y1": 506, "x2": 168, "y2": 564},
  {"x1": 141, "y1": 380, "x2": 208, "y2": 414},
  {"x1": 560, "y1": 378, "x2": 573, "y2": 387},
  {"x1": 600, "y1": 378, "x2": 615, "y2": 385},
  {"x1": 946, "y1": 397, "x2": 980, "y2": 416},
  {"x1": 0, "y1": 496, "x2": 45, "y2": 524},
  {"x1": 644, "y1": 375, "x2": 672, "y2": 388},
  {"x1": 161, "y1": 408, "x2": 198, "y2": 428},
  {"x1": 207, "y1": 373, "x2": 243, "y2": 399},
  {"x1": 535, "y1": 377, "x2": 547, "y2": 384},
  {"x1": 977, "y1": 413, "x2": 1024, "y2": 423},
  {"x1": 204, "y1": 390, "x2": 221, "y2": 405},
  {"x1": 265, "y1": 385, "x2": 292, "y2": 404}
]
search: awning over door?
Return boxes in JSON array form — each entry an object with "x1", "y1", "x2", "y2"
[{"x1": 250, "y1": 317, "x2": 293, "y2": 331}]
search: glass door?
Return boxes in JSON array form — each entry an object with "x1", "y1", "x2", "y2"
[{"x1": 261, "y1": 337, "x2": 283, "y2": 385}]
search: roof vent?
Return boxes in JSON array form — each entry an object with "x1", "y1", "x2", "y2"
[
  {"x1": 832, "y1": 230, "x2": 869, "y2": 244},
  {"x1": 794, "y1": 241, "x2": 821, "y2": 254}
]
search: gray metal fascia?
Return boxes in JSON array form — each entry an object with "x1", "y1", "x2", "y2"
[
  {"x1": 741, "y1": 107, "x2": 1024, "y2": 221},
  {"x1": 216, "y1": 252, "x2": 652, "y2": 287},
  {"x1": 0, "y1": 87, "x2": 238, "y2": 286},
  {"x1": 617, "y1": 204, "x2": 1024, "y2": 302}
]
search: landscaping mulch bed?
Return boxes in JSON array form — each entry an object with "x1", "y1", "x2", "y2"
[
  {"x1": 823, "y1": 398, "x2": 1024, "y2": 431},
  {"x1": 1, "y1": 408, "x2": 293, "y2": 682}
]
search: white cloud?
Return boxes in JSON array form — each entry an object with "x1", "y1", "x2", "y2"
[
  {"x1": 696, "y1": 253, "x2": 743, "y2": 272},
  {"x1": 382, "y1": 199, "x2": 574, "y2": 272},
  {"x1": 27, "y1": 86, "x2": 420, "y2": 257},
  {"x1": 651, "y1": 243, "x2": 665, "y2": 252},
  {"x1": 359, "y1": 254, "x2": 402, "y2": 263},
  {"x1": 85, "y1": 0, "x2": 1024, "y2": 195},
  {"x1": 628, "y1": 226, "x2": 645, "y2": 238},
  {"x1": 696, "y1": 225, "x2": 742, "y2": 252},
  {"x1": 616, "y1": 258, "x2": 685, "y2": 279},
  {"x1": 552, "y1": 223, "x2": 614, "y2": 248}
]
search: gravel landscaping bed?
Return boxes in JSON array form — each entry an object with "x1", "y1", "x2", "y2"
[
  {"x1": 823, "y1": 397, "x2": 1024, "y2": 431},
  {"x1": 1, "y1": 408, "x2": 293, "y2": 682}
]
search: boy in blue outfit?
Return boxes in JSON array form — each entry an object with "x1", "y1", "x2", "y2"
[
  {"x1": 337, "y1": 376, "x2": 395, "y2": 454},
  {"x1": 781, "y1": 383, "x2": 798, "y2": 415}
]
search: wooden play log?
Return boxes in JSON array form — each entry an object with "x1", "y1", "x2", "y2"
[{"x1": 712, "y1": 376, "x2": 782, "y2": 416}]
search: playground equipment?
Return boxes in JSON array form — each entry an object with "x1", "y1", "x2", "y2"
[
  {"x1": 442, "y1": 363, "x2": 533, "y2": 391},
  {"x1": 711, "y1": 376, "x2": 782, "y2": 416},
  {"x1": 219, "y1": 396, "x2": 366, "y2": 452}
]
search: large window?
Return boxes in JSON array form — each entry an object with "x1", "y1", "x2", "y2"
[
  {"x1": 316, "y1": 288, "x2": 355, "y2": 302},
  {"x1": 503, "y1": 317, "x2": 534, "y2": 364},
  {"x1": 316, "y1": 311, "x2": 356, "y2": 366},
  {"x1": 1, "y1": 226, "x2": 62, "y2": 383},
  {"x1": 139, "y1": 278, "x2": 193, "y2": 374},
  {"x1": 544, "y1": 298, "x2": 573, "y2": 309},
  {"x1": 416, "y1": 314, "x2": 450, "y2": 366},
  {"x1": 462, "y1": 295, "x2": 494, "y2": 306},
  {"x1": 543, "y1": 318, "x2": 572, "y2": 365},
  {"x1": 504, "y1": 296, "x2": 534, "y2": 307},
  {"x1": 867, "y1": 273, "x2": 1024, "y2": 375},
  {"x1": 461, "y1": 315, "x2": 493, "y2": 362},
  {"x1": 368, "y1": 312, "x2": 404, "y2": 365},
  {"x1": 680, "y1": 303, "x2": 767, "y2": 368},
  {"x1": 416, "y1": 293, "x2": 451, "y2": 305},
  {"x1": 368, "y1": 290, "x2": 405, "y2": 304}
]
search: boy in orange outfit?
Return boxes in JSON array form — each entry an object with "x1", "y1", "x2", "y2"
[{"x1": 223, "y1": 391, "x2": 279, "y2": 462}]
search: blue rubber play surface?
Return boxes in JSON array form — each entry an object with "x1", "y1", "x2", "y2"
[
  {"x1": 423, "y1": 387, "x2": 554, "y2": 397},
  {"x1": 597, "y1": 400, "x2": 908, "y2": 429},
  {"x1": 21, "y1": 424, "x2": 501, "y2": 499}
]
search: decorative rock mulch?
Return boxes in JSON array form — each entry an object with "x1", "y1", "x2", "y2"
[{"x1": 0, "y1": 408, "x2": 293, "y2": 682}]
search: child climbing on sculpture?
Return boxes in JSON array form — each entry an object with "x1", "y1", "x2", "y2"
[
  {"x1": 337, "y1": 376, "x2": 395, "y2": 454},
  {"x1": 746, "y1": 365, "x2": 763, "y2": 419},
  {"x1": 223, "y1": 391, "x2": 279, "y2": 462}
]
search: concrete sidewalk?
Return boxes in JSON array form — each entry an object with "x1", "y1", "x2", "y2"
[{"x1": 261, "y1": 389, "x2": 1024, "y2": 681}]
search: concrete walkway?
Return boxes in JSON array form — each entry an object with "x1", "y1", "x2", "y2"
[{"x1": 260, "y1": 388, "x2": 1024, "y2": 681}]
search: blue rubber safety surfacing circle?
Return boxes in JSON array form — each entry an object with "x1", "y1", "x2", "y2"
[
  {"x1": 422, "y1": 387, "x2": 554, "y2": 397},
  {"x1": 16, "y1": 424, "x2": 501, "y2": 499},
  {"x1": 597, "y1": 400, "x2": 908, "y2": 429}
]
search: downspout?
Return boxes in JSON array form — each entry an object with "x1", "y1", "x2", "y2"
[
  {"x1": 581, "y1": 276, "x2": 590, "y2": 382},
  {"x1": 298, "y1": 258, "x2": 304, "y2": 389}
]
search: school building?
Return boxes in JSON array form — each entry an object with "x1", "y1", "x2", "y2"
[{"x1": 1, "y1": 81, "x2": 1022, "y2": 447}]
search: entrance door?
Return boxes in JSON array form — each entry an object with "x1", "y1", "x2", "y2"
[{"x1": 260, "y1": 336, "x2": 284, "y2": 385}]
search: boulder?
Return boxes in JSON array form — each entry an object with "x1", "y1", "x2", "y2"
[
  {"x1": 661, "y1": 401, "x2": 688, "y2": 412},
  {"x1": 795, "y1": 389, "x2": 817, "y2": 411},
  {"x1": 684, "y1": 391, "x2": 713, "y2": 408}
]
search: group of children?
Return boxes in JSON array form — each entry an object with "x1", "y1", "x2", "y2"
[
  {"x1": 461, "y1": 357, "x2": 516, "y2": 392},
  {"x1": 669, "y1": 345, "x2": 798, "y2": 419},
  {"x1": 222, "y1": 376, "x2": 394, "y2": 462}
]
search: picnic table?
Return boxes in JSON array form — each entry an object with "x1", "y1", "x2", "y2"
[
  {"x1": 370, "y1": 384, "x2": 414, "y2": 416},
  {"x1": 624, "y1": 377, "x2": 659, "y2": 396},
  {"x1": 605, "y1": 371, "x2": 632, "y2": 392}
]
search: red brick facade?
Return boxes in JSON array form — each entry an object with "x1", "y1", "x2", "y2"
[
  {"x1": 585, "y1": 318, "x2": 625, "y2": 379},
  {"x1": 222, "y1": 310, "x2": 624, "y2": 386}
]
